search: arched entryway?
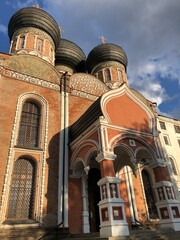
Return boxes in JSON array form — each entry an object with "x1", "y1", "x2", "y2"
[
  {"x1": 141, "y1": 169, "x2": 158, "y2": 219},
  {"x1": 88, "y1": 168, "x2": 101, "y2": 232}
]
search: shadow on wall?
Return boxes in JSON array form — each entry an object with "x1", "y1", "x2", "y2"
[{"x1": 42, "y1": 132, "x2": 59, "y2": 227}]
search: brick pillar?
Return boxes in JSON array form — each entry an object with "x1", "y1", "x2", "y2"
[
  {"x1": 153, "y1": 166, "x2": 180, "y2": 231},
  {"x1": 96, "y1": 152, "x2": 129, "y2": 238}
]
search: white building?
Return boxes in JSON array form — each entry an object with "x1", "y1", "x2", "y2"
[{"x1": 157, "y1": 115, "x2": 180, "y2": 197}]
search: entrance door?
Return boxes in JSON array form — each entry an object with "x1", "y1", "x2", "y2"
[
  {"x1": 88, "y1": 168, "x2": 101, "y2": 232},
  {"x1": 142, "y1": 169, "x2": 158, "y2": 219}
]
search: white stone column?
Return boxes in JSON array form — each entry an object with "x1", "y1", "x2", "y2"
[
  {"x1": 155, "y1": 181, "x2": 180, "y2": 231},
  {"x1": 97, "y1": 176, "x2": 129, "y2": 237},
  {"x1": 81, "y1": 174, "x2": 90, "y2": 233}
]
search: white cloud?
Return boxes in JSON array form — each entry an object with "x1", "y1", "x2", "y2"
[
  {"x1": 5, "y1": 0, "x2": 34, "y2": 9},
  {"x1": 0, "y1": 24, "x2": 7, "y2": 34}
]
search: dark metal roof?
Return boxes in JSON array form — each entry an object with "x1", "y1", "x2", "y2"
[
  {"x1": 70, "y1": 97, "x2": 102, "y2": 142},
  {"x1": 87, "y1": 43, "x2": 128, "y2": 73},
  {"x1": 8, "y1": 7, "x2": 60, "y2": 49},
  {"x1": 55, "y1": 38, "x2": 86, "y2": 72}
]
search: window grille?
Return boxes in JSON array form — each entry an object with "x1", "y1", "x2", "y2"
[
  {"x1": 17, "y1": 101, "x2": 41, "y2": 148},
  {"x1": 7, "y1": 158, "x2": 36, "y2": 220}
]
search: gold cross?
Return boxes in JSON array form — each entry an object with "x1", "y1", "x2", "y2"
[
  {"x1": 99, "y1": 35, "x2": 106, "y2": 44},
  {"x1": 59, "y1": 26, "x2": 64, "y2": 36},
  {"x1": 33, "y1": 4, "x2": 40, "y2": 8}
]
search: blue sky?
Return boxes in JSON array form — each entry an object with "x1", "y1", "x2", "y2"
[{"x1": 0, "y1": 0, "x2": 180, "y2": 119}]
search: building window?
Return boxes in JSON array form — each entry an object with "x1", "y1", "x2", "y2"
[
  {"x1": 174, "y1": 125, "x2": 180, "y2": 134},
  {"x1": 19, "y1": 36, "x2": 25, "y2": 49},
  {"x1": 17, "y1": 101, "x2": 41, "y2": 148},
  {"x1": 104, "y1": 68, "x2": 111, "y2": 81},
  {"x1": 178, "y1": 139, "x2": 180, "y2": 147},
  {"x1": 117, "y1": 69, "x2": 123, "y2": 82},
  {"x1": 37, "y1": 38, "x2": 43, "y2": 51},
  {"x1": 163, "y1": 135, "x2": 170, "y2": 145},
  {"x1": 159, "y1": 121, "x2": 166, "y2": 130},
  {"x1": 11, "y1": 37, "x2": 18, "y2": 52},
  {"x1": 97, "y1": 70, "x2": 103, "y2": 81},
  {"x1": 169, "y1": 157, "x2": 177, "y2": 175},
  {"x1": 7, "y1": 157, "x2": 36, "y2": 220}
]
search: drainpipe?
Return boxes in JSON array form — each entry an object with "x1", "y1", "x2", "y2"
[
  {"x1": 58, "y1": 72, "x2": 68, "y2": 227},
  {"x1": 63, "y1": 72, "x2": 69, "y2": 227}
]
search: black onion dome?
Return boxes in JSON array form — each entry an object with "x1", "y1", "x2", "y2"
[
  {"x1": 87, "y1": 43, "x2": 128, "y2": 73},
  {"x1": 8, "y1": 7, "x2": 60, "y2": 49},
  {"x1": 55, "y1": 38, "x2": 86, "y2": 72}
]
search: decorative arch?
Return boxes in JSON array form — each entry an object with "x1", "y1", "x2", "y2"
[
  {"x1": 70, "y1": 140, "x2": 99, "y2": 168},
  {"x1": 71, "y1": 158, "x2": 85, "y2": 177},
  {"x1": 17, "y1": 50, "x2": 28, "y2": 55},
  {"x1": 100, "y1": 84, "x2": 156, "y2": 133},
  {"x1": 29, "y1": 51, "x2": 40, "y2": 57},
  {"x1": 135, "y1": 146, "x2": 157, "y2": 166},
  {"x1": 113, "y1": 143, "x2": 136, "y2": 175}
]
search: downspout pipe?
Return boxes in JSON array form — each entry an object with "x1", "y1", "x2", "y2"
[{"x1": 58, "y1": 72, "x2": 68, "y2": 227}]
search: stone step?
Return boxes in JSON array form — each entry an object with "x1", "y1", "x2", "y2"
[{"x1": 0, "y1": 228, "x2": 180, "y2": 240}]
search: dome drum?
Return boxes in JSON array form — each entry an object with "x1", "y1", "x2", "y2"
[
  {"x1": 8, "y1": 7, "x2": 60, "y2": 50},
  {"x1": 55, "y1": 39, "x2": 86, "y2": 73},
  {"x1": 87, "y1": 43, "x2": 128, "y2": 74}
]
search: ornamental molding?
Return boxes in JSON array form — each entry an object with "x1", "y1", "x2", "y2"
[
  {"x1": 70, "y1": 73, "x2": 108, "y2": 101},
  {"x1": 0, "y1": 66, "x2": 60, "y2": 91}
]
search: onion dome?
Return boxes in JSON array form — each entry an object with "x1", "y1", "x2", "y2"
[
  {"x1": 55, "y1": 38, "x2": 86, "y2": 72},
  {"x1": 86, "y1": 43, "x2": 128, "y2": 73},
  {"x1": 8, "y1": 7, "x2": 60, "y2": 50}
]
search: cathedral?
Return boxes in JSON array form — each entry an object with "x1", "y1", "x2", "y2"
[{"x1": 0, "y1": 6, "x2": 180, "y2": 238}]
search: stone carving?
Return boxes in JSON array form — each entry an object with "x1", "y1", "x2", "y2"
[
  {"x1": 70, "y1": 73, "x2": 108, "y2": 100},
  {"x1": 110, "y1": 183, "x2": 117, "y2": 198},
  {"x1": 102, "y1": 185, "x2": 107, "y2": 199},
  {"x1": 0, "y1": 66, "x2": 60, "y2": 91}
]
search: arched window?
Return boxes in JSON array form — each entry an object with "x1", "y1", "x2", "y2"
[
  {"x1": 104, "y1": 68, "x2": 111, "y2": 81},
  {"x1": 142, "y1": 170, "x2": 158, "y2": 219},
  {"x1": 19, "y1": 35, "x2": 25, "y2": 49},
  {"x1": 169, "y1": 157, "x2": 177, "y2": 175},
  {"x1": 37, "y1": 38, "x2": 43, "y2": 51},
  {"x1": 17, "y1": 100, "x2": 41, "y2": 148},
  {"x1": 11, "y1": 37, "x2": 18, "y2": 52},
  {"x1": 7, "y1": 157, "x2": 36, "y2": 220}
]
